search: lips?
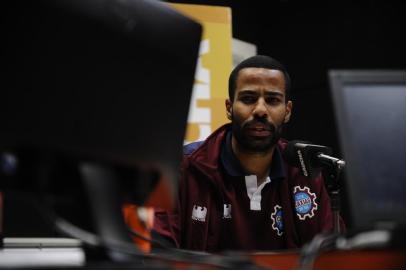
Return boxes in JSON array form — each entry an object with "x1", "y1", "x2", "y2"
[
  {"x1": 246, "y1": 129, "x2": 271, "y2": 137},
  {"x1": 245, "y1": 123, "x2": 272, "y2": 137}
]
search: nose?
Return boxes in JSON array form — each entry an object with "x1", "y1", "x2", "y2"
[{"x1": 253, "y1": 98, "x2": 268, "y2": 118}]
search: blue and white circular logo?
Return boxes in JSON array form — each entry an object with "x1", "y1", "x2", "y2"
[
  {"x1": 293, "y1": 186, "x2": 318, "y2": 220},
  {"x1": 271, "y1": 205, "x2": 284, "y2": 236}
]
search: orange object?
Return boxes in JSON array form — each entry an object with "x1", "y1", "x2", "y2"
[{"x1": 122, "y1": 204, "x2": 154, "y2": 253}]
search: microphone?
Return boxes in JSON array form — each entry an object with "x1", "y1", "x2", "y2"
[{"x1": 283, "y1": 140, "x2": 345, "y2": 178}]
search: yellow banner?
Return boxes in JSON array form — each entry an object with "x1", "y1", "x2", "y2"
[{"x1": 170, "y1": 3, "x2": 232, "y2": 143}]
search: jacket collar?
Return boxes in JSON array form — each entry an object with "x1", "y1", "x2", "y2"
[
  {"x1": 187, "y1": 124, "x2": 229, "y2": 173},
  {"x1": 188, "y1": 123, "x2": 286, "y2": 181}
]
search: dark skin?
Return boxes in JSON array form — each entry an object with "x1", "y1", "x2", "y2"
[{"x1": 226, "y1": 68, "x2": 293, "y2": 185}]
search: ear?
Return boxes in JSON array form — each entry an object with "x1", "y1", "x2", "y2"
[
  {"x1": 225, "y1": 99, "x2": 232, "y2": 120},
  {"x1": 284, "y1": 100, "x2": 293, "y2": 123}
]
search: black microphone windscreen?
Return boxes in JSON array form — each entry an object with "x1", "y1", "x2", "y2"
[
  {"x1": 282, "y1": 140, "x2": 311, "y2": 167},
  {"x1": 283, "y1": 140, "x2": 332, "y2": 178}
]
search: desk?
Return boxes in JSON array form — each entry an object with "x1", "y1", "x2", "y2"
[
  {"x1": 250, "y1": 250, "x2": 406, "y2": 270},
  {"x1": 1, "y1": 238, "x2": 405, "y2": 270}
]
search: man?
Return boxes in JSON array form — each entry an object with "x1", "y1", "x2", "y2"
[{"x1": 153, "y1": 55, "x2": 342, "y2": 252}]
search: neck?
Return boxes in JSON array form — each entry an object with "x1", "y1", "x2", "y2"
[{"x1": 231, "y1": 136, "x2": 275, "y2": 186}]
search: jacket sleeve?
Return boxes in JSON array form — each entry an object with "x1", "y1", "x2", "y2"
[
  {"x1": 153, "y1": 207, "x2": 180, "y2": 248},
  {"x1": 152, "y1": 158, "x2": 189, "y2": 248}
]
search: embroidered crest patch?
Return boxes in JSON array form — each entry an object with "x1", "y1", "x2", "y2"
[
  {"x1": 293, "y1": 186, "x2": 318, "y2": 220},
  {"x1": 271, "y1": 205, "x2": 284, "y2": 236},
  {"x1": 191, "y1": 205, "x2": 207, "y2": 222}
]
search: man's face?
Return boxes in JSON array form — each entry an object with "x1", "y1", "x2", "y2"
[{"x1": 226, "y1": 67, "x2": 292, "y2": 153}]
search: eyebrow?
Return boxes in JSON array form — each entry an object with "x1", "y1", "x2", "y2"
[{"x1": 238, "y1": 90, "x2": 284, "y2": 98}]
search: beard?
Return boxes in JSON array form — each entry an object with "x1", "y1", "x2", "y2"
[{"x1": 231, "y1": 115, "x2": 283, "y2": 153}]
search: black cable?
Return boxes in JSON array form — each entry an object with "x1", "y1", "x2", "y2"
[
  {"x1": 124, "y1": 209, "x2": 267, "y2": 269},
  {"x1": 127, "y1": 227, "x2": 266, "y2": 270},
  {"x1": 127, "y1": 227, "x2": 170, "y2": 249},
  {"x1": 35, "y1": 200, "x2": 263, "y2": 269},
  {"x1": 16, "y1": 184, "x2": 263, "y2": 270},
  {"x1": 296, "y1": 233, "x2": 340, "y2": 270}
]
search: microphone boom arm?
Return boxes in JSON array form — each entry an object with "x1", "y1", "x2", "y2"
[
  {"x1": 317, "y1": 153, "x2": 346, "y2": 169},
  {"x1": 318, "y1": 153, "x2": 345, "y2": 234}
]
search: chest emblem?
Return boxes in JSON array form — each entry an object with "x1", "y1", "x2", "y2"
[
  {"x1": 223, "y1": 204, "x2": 232, "y2": 219},
  {"x1": 191, "y1": 205, "x2": 207, "y2": 222},
  {"x1": 271, "y1": 205, "x2": 284, "y2": 236},
  {"x1": 293, "y1": 186, "x2": 318, "y2": 220}
]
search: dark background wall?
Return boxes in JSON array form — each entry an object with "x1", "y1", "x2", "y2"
[
  {"x1": 166, "y1": 0, "x2": 406, "y2": 226},
  {"x1": 168, "y1": 0, "x2": 406, "y2": 154}
]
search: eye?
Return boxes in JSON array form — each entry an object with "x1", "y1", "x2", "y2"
[
  {"x1": 239, "y1": 95, "x2": 257, "y2": 104},
  {"x1": 265, "y1": 96, "x2": 282, "y2": 105}
]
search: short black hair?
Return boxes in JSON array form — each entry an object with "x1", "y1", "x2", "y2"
[{"x1": 228, "y1": 55, "x2": 291, "y2": 102}]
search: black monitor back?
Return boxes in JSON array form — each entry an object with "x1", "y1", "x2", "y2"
[
  {"x1": 329, "y1": 70, "x2": 406, "y2": 230},
  {"x1": 1, "y1": 0, "x2": 201, "y2": 202}
]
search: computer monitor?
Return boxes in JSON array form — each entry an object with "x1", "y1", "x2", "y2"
[
  {"x1": 1, "y1": 0, "x2": 201, "y2": 240},
  {"x1": 1, "y1": 0, "x2": 201, "y2": 201},
  {"x1": 329, "y1": 70, "x2": 406, "y2": 230}
]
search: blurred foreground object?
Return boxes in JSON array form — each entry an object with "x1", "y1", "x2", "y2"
[{"x1": 1, "y1": 0, "x2": 201, "y2": 262}]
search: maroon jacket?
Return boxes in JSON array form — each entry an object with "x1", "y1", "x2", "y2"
[{"x1": 154, "y1": 124, "x2": 342, "y2": 252}]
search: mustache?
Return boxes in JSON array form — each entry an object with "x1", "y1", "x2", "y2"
[{"x1": 242, "y1": 118, "x2": 276, "y2": 132}]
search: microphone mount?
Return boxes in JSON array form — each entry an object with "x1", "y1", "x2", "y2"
[{"x1": 317, "y1": 153, "x2": 346, "y2": 169}]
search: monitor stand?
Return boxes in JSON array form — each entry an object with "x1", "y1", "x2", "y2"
[{"x1": 79, "y1": 163, "x2": 139, "y2": 262}]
